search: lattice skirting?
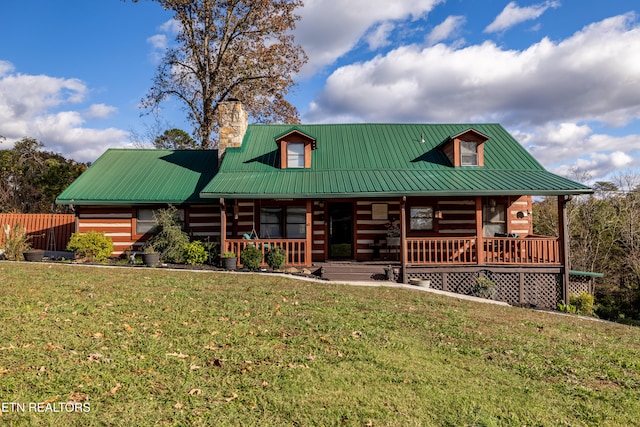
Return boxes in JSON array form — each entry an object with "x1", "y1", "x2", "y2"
[
  {"x1": 406, "y1": 266, "x2": 563, "y2": 309},
  {"x1": 568, "y1": 275, "x2": 593, "y2": 296}
]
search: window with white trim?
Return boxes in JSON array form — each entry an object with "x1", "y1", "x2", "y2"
[
  {"x1": 287, "y1": 142, "x2": 305, "y2": 168},
  {"x1": 460, "y1": 140, "x2": 478, "y2": 166}
]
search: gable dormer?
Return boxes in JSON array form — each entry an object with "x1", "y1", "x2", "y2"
[
  {"x1": 275, "y1": 127, "x2": 317, "y2": 169},
  {"x1": 440, "y1": 128, "x2": 489, "y2": 167}
]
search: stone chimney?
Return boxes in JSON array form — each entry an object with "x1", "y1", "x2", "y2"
[{"x1": 217, "y1": 99, "x2": 248, "y2": 166}]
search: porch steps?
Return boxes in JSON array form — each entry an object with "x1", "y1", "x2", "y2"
[{"x1": 313, "y1": 262, "x2": 399, "y2": 282}]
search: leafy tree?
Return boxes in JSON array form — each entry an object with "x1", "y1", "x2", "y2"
[
  {"x1": 533, "y1": 175, "x2": 640, "y2": 323},
  {"x1": 153, "y1": 128, "x2": 196, "y2": 149},
  {"x1": 135, "y1": 0, "x2": 307, "y2": 148},
  {"x1": 0, "y1": 138, "x2": 86, "y2": 213}
]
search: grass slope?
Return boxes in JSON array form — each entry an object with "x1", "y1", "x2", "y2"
[{"x1": 0, "y1": 263, "x2": 639, "y2": 426}]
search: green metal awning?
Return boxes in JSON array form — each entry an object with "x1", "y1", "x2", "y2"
[{"x1": 569, "y1": 270, "x2": 605, "y2": 278}]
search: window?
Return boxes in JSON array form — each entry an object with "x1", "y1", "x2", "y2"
[
  {"x1": 260, "y1": 207, "x2": 283, "y2": 238},
  {"x1": 136, "y1": 209, "x2": 157, "y2": 235},
  {"x1": 483, "y1": 204, "x2": 506, "y2": 237},
  {"x1": 410, "y1": 207, "x2": 434, "y2": 231},
  {"x1": 136, "y1": 208, "x2": 184, "y2": 235},
  {"x1": 260, "y1": 206, "x2": 306, "y2": 238},
  {"x1": 287, "y1": 142, "x2": 305, "y2": 168},
  {"x1": 460, "y1": 141, "x2": 478, "y2": 166},
  {"x1": 286, "y1": 207, "x2": 306, "y2": 238}
]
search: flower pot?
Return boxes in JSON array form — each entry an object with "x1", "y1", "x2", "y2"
[
  {"x1": 23, "y1": 250, "x2": 44, "y2": 262},
  {"x1": 142, "y1": 252, "x2": 161, "y2": 267},
  {"x1": 222, "y1": 257, "x2": 237, "y2": 270}
]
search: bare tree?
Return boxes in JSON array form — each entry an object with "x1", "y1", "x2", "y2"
[{"x1": 137, "y1": 0, "x2": 307, "y2": 148}]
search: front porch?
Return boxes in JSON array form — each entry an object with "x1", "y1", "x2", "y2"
[
  {"x1": 218, "y1": 194, "x2": 573, "y2": 303},
  {"x1": 222, "y1": 235, "x2": 561, "y2": 268}
]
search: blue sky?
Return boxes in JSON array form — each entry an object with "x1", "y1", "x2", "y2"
[{"x1": 1, "y1": 0, "x2": 639, "y2": 184}]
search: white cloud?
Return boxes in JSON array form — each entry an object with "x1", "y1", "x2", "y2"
[
  {"x1": 0, "y1": 63, "x2": 130, "y2": 162},
  {"x1": 308, "y1": 13, "x2": 640, "y2": 126},
  {"x1": 365, "y1": 22, "x2": 395, "y2": 50},
  {"x1": 485, "y1": 1, "x2": 560, "y2": 33},
  {"x1": 147, "y1": 33, "x2": 168, "y2": 51},
  {"x1": 0, "y1": 60, "x2": 14, "y2": 76},
  {"x1": 306, "y1": 13, "x2": 640, "y2": 181},
  {"x1": 426, "y1": 15, "x2": 466, "y2": 46},
  {"x1": 85, "y1": 103, "x2": 118, "y2": 119},
  {"x1": 295, "y1": 0, "x2": 444, "y2": 76},
  {"x1": 519, "y1": 122, "x2": 640, "y2": 180}
]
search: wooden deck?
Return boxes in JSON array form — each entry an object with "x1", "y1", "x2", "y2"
[{"x1": 312, "y1": 261, "x2": 401, "y2": 282}]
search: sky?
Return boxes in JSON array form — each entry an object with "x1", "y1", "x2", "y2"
[{"x1": 1, "y1": 0, "x2": 639, "y2": 185}]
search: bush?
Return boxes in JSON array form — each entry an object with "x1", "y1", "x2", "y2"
[
  {"x1": 183, "y1": 241, "x2": 208, "y2": 265},
  {"x1": 265, "y1": 247, "x2": 286, "y2": 270},
  {"x1": 471, "y1": 277, "x2": 497, "y2": 299},
  {"x1": 2, "y1": 223, "x2": 31, "y2": 261},
  {"x1": 145, "y1": 206, "x2": 190, "y2": 263},
  {"x1": 67, "y1": 231, "x2": 113, "y2": 262},
  {"x1": 240, "y1": 245, "x2": 263, "y2": 270},
  {"x1": 571, "y1": 291, "x2": 596, "y2": 317}
]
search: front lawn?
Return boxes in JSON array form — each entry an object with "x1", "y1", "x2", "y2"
[{"x1": 1, "y1": 263, "x2": 639, "y2": 426}]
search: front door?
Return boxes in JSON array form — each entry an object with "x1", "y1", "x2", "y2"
[{"x1": 328, "y1": 202, "x2": 353, "y2": 259}]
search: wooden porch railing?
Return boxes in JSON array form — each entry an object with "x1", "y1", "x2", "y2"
[
  {"x1": 407, "y1": 237, "x2": 477, "y2": 264},
  {"x1": 406, "y1": 236, "x2": 560, "y2": 266},
  {"x1": 484, "y1": 236, "x2": 559, "y2": 264},
  {"x1": 224, "y1": 239, "x2": 308, "y2": 267}
]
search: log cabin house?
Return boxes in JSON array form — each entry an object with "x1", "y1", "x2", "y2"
[{"x1": 57, "y1": 100, "x2": 593, "y2": 308}]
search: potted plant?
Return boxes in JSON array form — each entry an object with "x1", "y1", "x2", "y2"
[
  {"x1": 220, "y1": 251, "x2": 237, "y2": 270},
  {"x1": 385, "y1": 219, "x2": 400, "y2": 247},
  {"x1": 141, "y1": 243, "x2": 161, "y2": 267},
  {"x1": 23, "y1": 247, "x2": 44, "y2": 262}
]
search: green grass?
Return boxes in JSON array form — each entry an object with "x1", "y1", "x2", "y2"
[{"x1": 1, "y1": 262, "x2": 639, "y2": 426}]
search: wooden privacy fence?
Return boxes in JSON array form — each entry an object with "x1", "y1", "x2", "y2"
[{"x1": 0, "y1": 214, "x2": 76, "y2": 252}]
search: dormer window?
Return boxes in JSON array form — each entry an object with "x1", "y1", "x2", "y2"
[
  {"x1": 275, "y1": 127, "x2": 317, "y2": 169},
  {"x1": 460, "y1": 140, "x2": 479, "y2": 166},
  {"x1": 438, "y1": 128, "x2": 488, "y2": 167},
  {"x1": 287, "y1": 142, "x2": 305, "y2": 168}
]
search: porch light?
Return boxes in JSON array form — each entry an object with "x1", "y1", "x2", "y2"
[{"x1": 435, "y1": 210, "x2": 443, "y2": 219}]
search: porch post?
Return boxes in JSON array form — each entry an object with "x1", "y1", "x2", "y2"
[
  {"x1": 219, "y1": 198, "x2": 227, "y2": 254},
  {"x1": 475, "y1": 196, "x2": 484, "y2": 265},
  {"x1": 558, "y1": 195, "x2": 571, "y2": 303},
  {"x1": 306, "y1": 199, "x2": 313, "y2": 267},
  {"x1": 401, "y1": 196, "x2": 408, "y2": 283}
]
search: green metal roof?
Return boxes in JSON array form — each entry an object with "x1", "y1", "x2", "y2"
[
  {"x1": 201, "y1": 123, "x2": 592, "y2": 198},
  {"x1": 56, "y1": 149, "x2": 219, "y2": 205}
]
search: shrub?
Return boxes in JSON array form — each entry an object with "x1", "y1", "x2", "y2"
[
  {"x1": 2, "y1": 223, "x2": 31, "y2": 261},
  {"x1": 67, "y1": 231, "x2": 113, "y2": 262},
  {"x1": 146, "y1": 206, "x2": 189, "y2": 263},
  {"x1": 240, "y1": 245, "x2": 263, "y2": 270},
  {"x1": 183, "y1": 241, "x2": 208, "y2": 265},
  {"x1": 567, "y1": 292, "x2": 596, "y2": 317},
  {"x1": 221, "y1": 251, "x2": 237, "y2": 258},
  {"x1": 471, "y1": 277, "x2": 497, "y2": 299},
  {"x1": 265, "y1": 247, "x2": 286, "y2": 270}
]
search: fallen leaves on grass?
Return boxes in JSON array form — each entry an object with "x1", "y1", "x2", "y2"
[
  {"x1": 188, "y1": 388, "x2": 202, "y2": 396},
  {"x1": 87, "y1": 353, "x2": 112, "y2": 363},
  {"x1": 166, "y1": 352, "x2": 190, "y2": 359},
  {"x1": 110, "y1": 383, "x2": 122, "y2": 394}
]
